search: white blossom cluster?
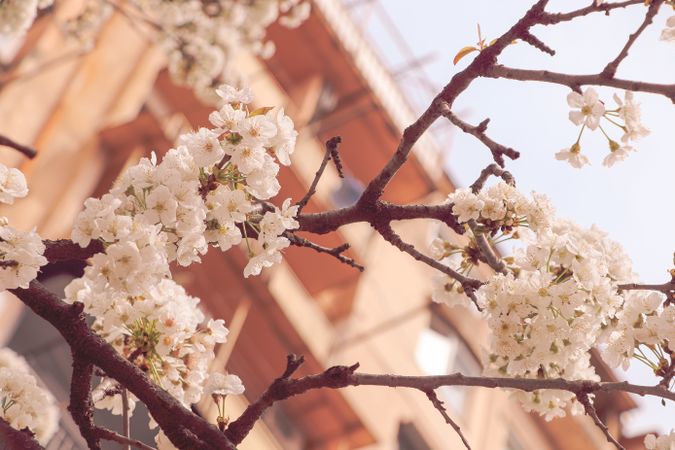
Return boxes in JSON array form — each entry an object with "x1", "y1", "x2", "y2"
[
  {"x1": 131, "y1": 0, "x2": 310, "y2": 103},
  {"x1": 445, "y1": 183, "x2": 554, "y2": 232},
  {"x1": 0, "y1": 0, "x2": 53, "y2": 38},
  {"x1": 0, "y1": 164, "x2": 47, "y2": 291},
  {"x1": 645, "y1": 430, "x2": 675, "y2": 450},
  {"x1": 431, "y1": 182, "x2": 555, "y2": 308},
  {"x1": 0, "y1": 223, "x2": 47, "y2": 290},
  {"x1": 70, "y1": 84, "x2": 299, "y2": 291},
  {"x1": 478, "y1": 218, "x2": 637, "y2": 419},
  {"x1": 603, "y1": 290, "x2": 673, "y2": 372},
  {"x1": 0, "y1": 347, "x2": 59, "y2": 444},
  {"x1": 557, "y1": 88, "x2": 649, "y2": 168},
  {"x1": 65, "y1": 85, "x2": 298, "y2": 440},
  {"x1": 66, "y1": 278, "x2": 229, "y2": 416},
  {"x1": 430, "y1": 183, "x2": 669, "y2": 420}
]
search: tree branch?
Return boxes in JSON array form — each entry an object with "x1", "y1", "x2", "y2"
[
  {"x1": 295, "y1": 136, "x2": 343, "y2": 214},
  {"x1": 485, "y1": 65, "x2": 675, "y2": 102},
  {"x1": 68, "y1": 357, "x2": 101, "y2": 450},
  {"x1": 601, "y1": 0, "x2": 663, "y2": 78},
  {"x1": 227, "y1": 356, "x2": 675, "y2": 445},
  {"x1": 285, "y1": 233, "x2": 364, "y2": 271},
  {"x1": 0, "y1": 134, "x2": 37, "y2": 159},
  {"x1": 425, "y1": 390, "x2": 472, "y2": 450},
  {"x1": 93, "y1": 427, "x2": 156, "y2": 450},
  {"x1": 441, "y1": 107, "x2": 520, "y2": 167},
  {"x1": 10, "y1": 281, "x2": 236, "y2": 450},
  {"x1": 43, "y1": 239, "x2": 104, "y2": 263},
  {"x1": 0, "y1": 419, "x2": 44, "y2": 450},
  {"x1": 577, "y1": 392, "x2": 626, "y2": 450},
  {"x1": 540, "y1": 0, "x2": 646, "y2": 25}
]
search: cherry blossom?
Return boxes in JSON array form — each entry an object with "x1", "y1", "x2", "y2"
[{"x1": 0, "y1": 348, "x2": 59, "y2": 444}]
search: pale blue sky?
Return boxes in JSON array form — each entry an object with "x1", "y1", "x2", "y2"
[{"x1": 350, "y1": 0, "x2": 675, "y2": 437}]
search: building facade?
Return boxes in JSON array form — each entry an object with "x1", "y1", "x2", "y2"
[{"x1": 0, "y1": 1, "x2": 640, "y2": 449}]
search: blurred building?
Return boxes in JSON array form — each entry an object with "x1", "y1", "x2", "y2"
[{"x1": 0, "y1": 1, "x2": 642, "y2": 449}]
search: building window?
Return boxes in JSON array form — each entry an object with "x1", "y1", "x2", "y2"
[
  {"x1": 397, "y1": 422, "x2": 431, "y2": 450},
  {"x1": 415, "y1": 315, "x2": 480, "y2": 415}
]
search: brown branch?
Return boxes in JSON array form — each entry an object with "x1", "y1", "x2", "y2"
[
  {"x1": 296, "y1": 136, "x2": 343, "y2": 214},
  {"x1": 441, "y1": 107, "x2": 520, "y2": 167},
  {"x1": 373, "y1": 222, "x2": 483, "y2": 309},
  {"x1": 10, "y1": 281, "x2": 236, "y2": 450},
  {"x1": 577, "y1": 392, "x2": 626, "y2": 450},
  {"x1": 0, "y1": 259, "x2": 19, "y2": 268},
  {"x1": 357, "y1": 1, "x2": 550, "y2": 204},
  {"x1": 602, "y1": 0, "x2": 663, "y2": 78},
  {"x1": 0, "y1": 419, "x2": 44, "y2": 450},
  {"x1": 425, "y1": 390, "x2": 472, "y2": 450},
  {"x1": 227, "y1": 355, "x2": 675, "y2": 445},
  {"x1": 485, "y1": 65, "x2": 675, "y2": 102},
  {"x1": 0, "y1": 134, "x2": 37, "y2": 159},
  {"x1": 43, "y1": 239, "x2": 104, "y2": 263},
  {"x1": 469, "y1": 163, "x2": 515, "y2": 194},
  {"x1": 618, "y1": 276, "x2": 675, "y2": 306},
  {"x1": 467, "y1": 220, "x2": 507, "y2": 275},
  {"x1": 540, "y1": 0, "x2": 645, "y2": 25},
  {"x1": 298, "y1": 201, "x2": 464, "y2": 236},
  {"x1": 520, "y1": 30, "x2": 555, "y2": 55},
  {"x1": 68, "y1": 356, "x2": 101, "y2": 450},
  {"x1": 93, "y1": 427, "x2": 156, "y2": 450},
  {"x1": 225, "y1": 355, "x2": 359, "y2": 444},
  {"x1": 286, "y1": 233, "x2": 364, "y2": 271}
]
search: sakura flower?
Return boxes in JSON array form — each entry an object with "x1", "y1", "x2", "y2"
[
  {"x1": 0, "y1": 348, "x2": 59, "y2": 444},
  {"x1": 645, "y1": 431, "x2": 675, "y2": 450},
  {"x1": 0, "y1": 164, "x2": 28, "y2": 204},
  {"x1": 265, "y1": 107, "x2": 298, "y2": 165},
  {"x1": 448, "y1": 188, "x2": 484, "y2": 222},
  {"x1": 602, "y1": 141, "x2": 634, "y2": 167},
  {"x1": 215, "y1": 85, "x2": 254, "y2": 105},
  {"x1": 555, "y1": 143, "x2": 590, "y2": 168},
  {"x1": 613, "y1": 91, "x2": 649, "y2": 142},
  {"x1": 567, "y1": 88, "x2": 605, "y2": 130},
  {"x1": 204, "y1": 373, "x2": 245, "y2": 397},
  {"x1": 0, "y1": 225, "x2": 47, "y2": 290},
  {"x1": 179, "y1": 127, "x2": 224, "y2": 168}
]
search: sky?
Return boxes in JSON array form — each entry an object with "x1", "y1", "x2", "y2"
[{"x1": 347, "y1": 0, "x2": 675, "y2": 438}]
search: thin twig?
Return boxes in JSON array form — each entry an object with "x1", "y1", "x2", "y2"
[
  {"x1": 520, "y1": 30, "x2": 555, "y2": 55},
  {"x1": 467, "y1": 220, "x2": 507, "y2": 274},
  {"x1": 540, "y1": 0, "x2": 644, "y2": 25},
  {"x1": 425, "y1": 390, "x2": 472, "y2": 450},
  {"x1": 602, "y1": 0, "x2": 663, "y2": 77},
  {"x1": 296, "y1": 136, "x2": 342, "y2": 214},
  {"x1": 94, "y1": 427, "x2": 156, "y2": 450},
  {"x1": 469, "y1": 163, "x2": 515, "y2": 194},
  {"x1": 373, "y1": 222, "x2": 483, "y2": 310},
  {"x1": 577, "y1": 392, "x2": 626, "y2": 450},
  {"x1": 286, "y1": 232, "x2": 364, "y2": 271},
  {"x1": 0, "y1": 134, "x2": 37, "y2": 159},
  {"x1": 441, "y1": 107, "x2": 520, "y2": 167}
]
